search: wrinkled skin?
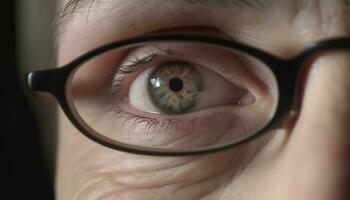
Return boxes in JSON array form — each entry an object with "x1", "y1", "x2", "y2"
[{"x1": 56, "y1": 0, "x2": 350, "y2": 199}]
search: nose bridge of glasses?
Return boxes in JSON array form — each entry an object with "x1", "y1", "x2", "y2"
[{"x1": 279, "y1": 38, "x2": 350, "y2": 109}]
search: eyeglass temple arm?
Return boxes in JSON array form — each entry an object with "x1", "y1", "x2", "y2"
[{"x1": 26, "y1": 68, "x2": 67, "y2": 96}]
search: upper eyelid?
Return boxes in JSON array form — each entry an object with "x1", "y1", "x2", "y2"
[
  {"x1": 114, "y1": 31, "x2": 237, "y2": 75},
  {"x1": 117, "y1": 45, "x2": 179, "y2": 72}
]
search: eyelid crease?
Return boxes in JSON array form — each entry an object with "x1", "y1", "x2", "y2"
[{"x1": 116, "y1": 45, "x2": 177, "y2": 74}]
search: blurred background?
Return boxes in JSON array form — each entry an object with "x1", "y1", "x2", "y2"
[{"x1": 7, "y1": 0, "x2": 57, "y2": 198}]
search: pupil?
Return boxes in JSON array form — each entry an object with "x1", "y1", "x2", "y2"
[{"x1": 169, "y1": 77, "x2": 183, "y2": 92}]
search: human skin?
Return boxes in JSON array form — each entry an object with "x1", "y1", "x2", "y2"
[{"x1": 56, "y1": 0, "x2": 350, "y2": 199}]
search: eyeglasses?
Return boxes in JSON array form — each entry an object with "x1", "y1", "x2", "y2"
[{"x1": 26, "y1": 34, "x2": 350, "y2": 156}]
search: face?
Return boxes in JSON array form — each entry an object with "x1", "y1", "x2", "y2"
[{"x1": 56, "y1": 0, "x2": 350, "y2": 199}]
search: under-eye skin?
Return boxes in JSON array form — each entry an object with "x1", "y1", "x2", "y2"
[{"x1": 148, "y1": 61, "x2": 203, "y2": 114}]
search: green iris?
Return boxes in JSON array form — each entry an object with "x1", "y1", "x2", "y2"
[{"x1": 148, "y1": 61, "x2": 202, "y2": 114}]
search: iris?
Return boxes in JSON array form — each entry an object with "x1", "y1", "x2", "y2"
[{"x1": 148, "y1": 61, "x2": 202, "y2": 114}]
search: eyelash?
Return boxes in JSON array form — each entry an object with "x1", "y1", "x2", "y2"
[
  {"x1": 110, "y1": 45, "x2": 174, "y2": 92},
  {"x1": 108, "y1": 46, "x2": 186, "y2": 135}
]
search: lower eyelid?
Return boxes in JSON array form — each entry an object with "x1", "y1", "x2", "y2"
[
  {"x1": 121, "y1": 100, "x2": 247, "y2": 120},
  {"x1": 108, "y1": 103, "x2": 261, "y2": 148},
  {"x1": 69, "y1": 90, "x2": 268, "y2": 149}
]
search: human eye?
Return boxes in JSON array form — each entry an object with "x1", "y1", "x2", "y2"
[
  {"x1": 120, "y1": 44, "x2": 255, "y2": 114},
  {"x1": 68, "y1": 35, "x2": 278, "y2": 151}
]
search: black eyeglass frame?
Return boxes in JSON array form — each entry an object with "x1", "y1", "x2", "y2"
[{"x1": 26, "y1": 34, "x2": 350, "y2": 156}]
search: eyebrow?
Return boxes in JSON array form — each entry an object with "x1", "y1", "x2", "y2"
[{"x1": 62, "y1": 0, "x2": 265, "y2": 15}]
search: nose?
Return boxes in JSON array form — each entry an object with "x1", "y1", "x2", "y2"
[
  {"x1": 279, "y1": 1, "x2": 350, "y2": 198},
  {"x1": 284, "y1": 51, "x2": 350, "y2": 199}
]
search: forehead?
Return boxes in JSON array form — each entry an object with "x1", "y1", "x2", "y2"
[
  {"x1": 61, "y1": 0, "x2": 267, "y2": 13},
  {"x1": 58, "y1": 0, "x2": 270, "y2": 32},
  {"x1": 57, "y1": 0, "x2": 350, "y2": 63}
]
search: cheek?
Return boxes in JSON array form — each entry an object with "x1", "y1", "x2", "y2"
[{"x1": 57, "y1": 109, "x2": 272, "y2": 199}]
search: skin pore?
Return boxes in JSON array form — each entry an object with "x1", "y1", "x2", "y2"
[{"x1": 56, "y1": 0, "x2": 350, "y2": 199}]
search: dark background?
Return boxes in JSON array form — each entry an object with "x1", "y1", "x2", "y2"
[{"x1": 5, "y1": 1, "x2": 54, "y2": 199}]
